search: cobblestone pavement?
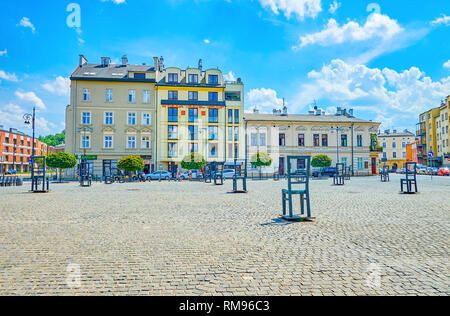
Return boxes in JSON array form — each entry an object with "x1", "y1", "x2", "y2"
[{"x1": 0, "y1": 175, "x2": 449, "y2": 296}]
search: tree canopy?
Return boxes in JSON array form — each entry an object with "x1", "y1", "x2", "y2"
[
  {"x1": 311, "y1": 155, "x2": 332, "y2": 168},
  {"x1": 181, "y1": 153, "x2": 206, "y2": 170},
  {"x1": 250, "y1": 152, "x2": 273, "y2": 168},
  {"x1": 117, "y1": 155, "x2": 145, "y2": 172},
  {"x1": 46, "y1": 152, "x2": 77, "y2": 181},
  {"x1": 39, "y1": 130, "x2": 65, "y2": 147}
]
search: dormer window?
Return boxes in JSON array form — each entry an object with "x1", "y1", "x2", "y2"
[
  {"x1": 168, "y1": 73, "x2": 178, "y2": 83},
  {"x1": 208, "y1": 75, "x2": 218, "y2": 84},
  {"x1": 188, "y1": 74, "x2": 198, "y2": 84},
  {"x1": 134, "y1": 73, "x2": 145, "y2": 79}
]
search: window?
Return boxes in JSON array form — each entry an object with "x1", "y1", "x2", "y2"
[
  {"x1": 383, "y1": 142, "x2": 387, "y2": 148},
  {"x1": 82, "y1": 112, "x2": 91, "y2": 125},
  {"x1": 234, "y1": 110, "x2": 239, "y2": 124},
  {"x1": 129, "y1": 90, "x2": 136, "y2": 103},
  {"x1": 208, "y1": 75, "x2": 218, "y2": 84},
  {"x1": 128, "y1": 113, "x2": 136, "y2": 125},
  {"x1": 141, "y1": 136, "x2": 151, "y2": 149},
  {"x1": 168, "y1": 108, "x2": 178, "y2": 122},
  {"x1": 188, "y1": 108, "x2": 198, "y2": 123},
  {"x1": 228, "y1": 127, "x2": 233, "y2": 141},
  {"x1": 279, "y1": 133, "x2": 286, "y2": 146},
  {"x1": 168, "y1": 126, "x2": 178, "y2": 140},
  {"x1": 188, "y1": 74, "x2": 198, "y2": 84},
  {"x1": 356, "y1": 135, "x2": 363, "y2": 147},
  {"x1": 189, "y1": 91, "x2": 198, "y2": 101},
  {"x1": 228, "y1": 109, "x2": 233, "y2": 123},
  {"x1": 251, "y1": 133, "x2": 257, "y2": 146},
  {"x1": 383, "y1": 152, "x2": 387, "y2": 159},
  {"x1": 134, "y1": 73, "x2": 145, "y2": 79},
  {"x1": 105, "y1": 112, "x2": 113, "y2": 125},
  {"x1": 168, "y1": 73, "x2": 178, "y2": 83},
  {"x1": 168, "y1": 143, "x2": 177, "y2": 158},
  {"x1": 357, "y1": 158, "x2": 363, "y2": 169},
  {"x1": 402, "y1": 152, "x2": 406, "y2": 158},
  {"x1": 234, "y1": 127, "x2": 239, "y2": 141},
  {"x1": 298, "y1": 134, "x2": 305, "y2": 147},
  {"x1": 322, "y1": 134, "x2": 328, "y2": 147},
  {"x1": 313, "y1": 134, "x2": 320, "y2": 147},
  {"x1": 209, "y1": 143, "x2": 218, "y2": 157},
  {"x1": 392, "y1": 141, "x2": 396, "y2": 148},
  {"x1": 341, "y1": 135, "x2": 348, "y2": 147},
  {"x1": 189, "y1": 126, "x2": 198, "y2": 140},
  {"x1": 106, "y1": 89, "x2": 113, "y2": 102},
  {"x1": 225, "y1": 91, "x2": 241, "y2": 101},
  {"x1": 142, "y1": 113, "x2": 151, "y2": 125},
  {"x1": 209, "y1": 92, "x2": 218, "y2": 101},
  {"x1": 189, "y1": 143, "x2": 198, "y2": 153},
  {"x1": 393, "y1": 152, "x2": 397, "y2": 158},
  {"x1": 143, "y1": 90, "x2": 151, "y2": 103},
  {"x1": 82, "y1": 135, "x2": 90, "y2": 149},
  {"x1": 168, "y1": 91, "x2": 178, "y2": 100},
  {"x1": 260, "y1": 133, "x2": 266, "y2": 146},
  {"x1": 209, "y1": 109, "x2": 218, "y2": 123},
  {"x1": 104, "y1": 136, "x2": 113, "y2": 149},
  {"x1": 127, "y1": 136, "x2": 136, "y2": 149},
  {"x1": 234, "y1": 144, "x2": 239, "y2": 158},
  {"x1": 402, "y1": 141, "x2": 406, "y2": 148},
  {"x1": 209, "y1": 126, "x2": 218, "y2": 140},
  {"x1": 83, "y1": 89, "x2": 90, "y2": 101}
]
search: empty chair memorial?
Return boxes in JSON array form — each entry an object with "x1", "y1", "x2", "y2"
[
  {"x1": 380, "y1": 164, "x2": 390, "y2": 182},
  {"x1": 231, "y1": 159, "x2": 247, "y2": 193},
  {"x1": 401, "y1": 162, "x2": 418, "y2": 194},
  {"x1": 31, "y1": 156, "x2": 49, "y2": 193},
  {"x1": 333, "y1": 163, "x2": 345, "y2": 186},
  {"x1": 79, "y1": 160, "x2": 92, "y2": 187},
  {"x1": 214, "y1": 162, "x2": 225, "y2": 185},
  {"x1": 281, "y1": 156, "x2": 313, "y2": 221}
]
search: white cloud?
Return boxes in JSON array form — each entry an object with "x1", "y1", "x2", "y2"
[
  {"x1": 224, "y1": 71, "x2": 236, "y2": 82},
  {"x1": 203, "y1": 39, "x2": 211, "y2": 44},
  {"x1": 444, "y1": 60, "x2": 450, "y2": 69},
  {"x1": 293, "y1": 59, "x2": 450, "y2": 130},
  {"x1": 0, "y1": 103, "x2": 52, "y2": 135},
  {"x1": 328, "y1": 0, "x2": 340, "y2": 14},
  {"x1": 15, "y1": 91, "x2": 46, "y2": 110},
  {"x1": 296, "y1": 13, "x2": 403, "y2": 48},
  {"x1": 19, "y1": 17, "x2": 36, "y2": 33},
  {"x1": 0, "y1": 70, "x2": 18, "y2": 82},
  {"x1": 100, "y1": 0, "x2": 126, "y2": 4},
  {"x1": 247, "y1": 88, "x2": 286, "y2": 113},
  {"x1": 257, "y1": 0, "x2": 322, "y2": 20},
  {"x1": 42, "y1": 76, "x2": 71, "y2": 96},
  {"x1": 431, "y1": 14, "x2": 450, "y2": 26},
  {"x1": 0, "y1": 49, "x2": 7, "y2": 56}
]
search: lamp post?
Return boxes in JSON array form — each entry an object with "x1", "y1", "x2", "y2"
[
  {"x1": 24, "y1": 107, "x2": 36, "y2": 189},
  {"x1": 331, "y1": 126, "x2": 345, "y2": 164}
]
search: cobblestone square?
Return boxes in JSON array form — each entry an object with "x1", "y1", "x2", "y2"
[{"x1": 0, "y1": 175, "x2": 449, "y2": 296}]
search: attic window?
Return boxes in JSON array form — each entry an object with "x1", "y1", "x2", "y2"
[
  {"x1": 83, "y1": 72, "x2": 96, "y2": 76},
  {"x1": 112, "y1": 73, "x2": 125, "y2": 76},
  {"x1": 134, "y1": 73, "x2": 146, "y2": 79}
]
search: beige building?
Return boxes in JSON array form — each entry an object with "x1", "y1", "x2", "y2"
[
  {"x1": 378, "y1": 129, "x2": 416, "y2": 170},
  {"x1": 245, "y1": 107, "x2": 381, "y2": 175}
]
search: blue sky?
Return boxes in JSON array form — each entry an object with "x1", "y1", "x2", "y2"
[{"x1": 0, "y1": 0, "x2": 449, "y2": 136}]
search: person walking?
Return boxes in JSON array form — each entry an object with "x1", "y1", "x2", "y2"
[{"x1": 176, "y1": 167, "x2": 181, "y2": 182}]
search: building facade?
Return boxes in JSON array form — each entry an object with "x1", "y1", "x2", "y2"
[
  {"x1": 245, "y1": 107, "x2": 381, "y2": 176},
  {"x1": 416, "y1": 96, "x2": 450, "y2": 167},
  {"x1": 378, "y1": 129, "x2": 416, "y2": 170},
  {"x1": 66, "y1": 55, "x2": 244, "y2": 178},
  {"x1": 0, "y1": 126, "x2": 54, "y2": 174}
]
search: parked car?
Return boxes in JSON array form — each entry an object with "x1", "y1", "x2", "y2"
[
  {"x1": 396, "y1": 168, "x2": 406, "y2": 174},
  {"x1": 217, "y1": 169, "x2": 236, "y2": 179},
  {"x1": 417, "y1": 166, "x2": 428, "y2": 174},
  {"x1": 426, "y1": 167, "x2": 439, "y2": 175},
  {"x1": 312, "y1": 167, "x2": 337, "y2": 178},
  {"x1": 111, "y1": 168, "x2": 138, "y2": 182},
  {"x1": 438, "y1": 167, "x2": 450, "y2": 176},
  {"x1": 146, "y1": 171, "x2": 171, "y2": 181},
  {"x1": 180, "y1": 170, "x2": 202, "y2": 180},
  {"x1": 6, "y1": 170, "x2": 17, "y2": 175}
]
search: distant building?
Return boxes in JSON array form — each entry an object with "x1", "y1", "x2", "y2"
[
  {"x1": 245, "y1": 107, "x2": 381, "y2": 175},
  {"x1": 378, "y1": 129, "x2": 416, "y2": 170},
  {"x1": 417, "y1": 96, "x2": 450, "y2": 167},
  {"x1": 0, "y1": 126, "x2": 54, "y2": 174}
]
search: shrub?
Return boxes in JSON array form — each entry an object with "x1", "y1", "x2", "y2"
[
  {"x1": 250, "y1": 152, "x2": 273, "y2": 168},
  {"x1": 311, "y1": 155, "x2": 332, "y2": 168},
  {"x1": 118, "y1": 155, "x2": 145, "y2": 173},
  {"x1": 181, "y1": 153, "x2": 206, "y2": 170},
  {"x1": 46, "y1": 152, "x2": 77, "y2": 181}
]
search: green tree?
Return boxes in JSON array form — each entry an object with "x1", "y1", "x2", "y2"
[
  {"x1": 311, "y1": 155, "x2": 332, "y2": 168},
  {"x1": 117, "y1": 155, "x2": 145, "y2": 173},
  {"x1": 181, "y1": 153, "x2": 206, "y2": 170},
  {"x1": 39, "y1": 130, "x2": 66, "y2": 147},
  {"x1": 46, "y1": 152, "x2": 77, "y2": 182},
  {"x1": 250, "y1": 152, "x2": 273, "y2": 168}
]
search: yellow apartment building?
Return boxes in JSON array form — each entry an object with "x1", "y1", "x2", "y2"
[{"x1": 378, "y1": 129, "x2": 416, "y2": 170}]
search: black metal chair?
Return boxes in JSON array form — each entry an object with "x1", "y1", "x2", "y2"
[
  {"x1": 232, "y1": 159, "x2": 247, "y2": 193},
  {"x1": 333, "y1": 163, "x2": 345, "y2": 186},
  {"x1": 380, "y1": 164, "x2": 390, "y2": 182},
  {"x1": 281, "y1": 156, "x2": 313, "y2": 221},
  {"x1": 31, "y1": 156, "x2": 50, "y2": 193},
  {"x1": 213, "y1": 162, "x2": 224, "y2": 186},
  {"x1": 401, "y1": 162, "x2": 418, "y2": 194}
]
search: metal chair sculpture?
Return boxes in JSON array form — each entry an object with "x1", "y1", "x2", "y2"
[
  {"x1": 380, "y1": 164, "x2": 390, "y2": 182},
  {"x1": 214, "y1": 162, "x2": 225, "y2": 185},
  {"x1": 204, "y1": 163, "x2": 213, "y2": 183},
  {"x1": 31, "y1": 156, "x2": 49, "y2": 193},
  {"x1": 344, "y1": 166, "x2": 351, "y2": 181},
  {"x1": 79, "y1": 161, "x2": 92, "y2": 187},
  {"x1": 401, "y1": 162, "x2": 418, "y2": 194},
  {"x1": 273, "y1": 168, "x2": 280, "y2": 181},
  {"x1": 281, "y1": 156, "x2": 313, "y2": 221},
  {"x1": 232, "y1": 159, "x2": 247, "y2": 193},
  {"x1": 333, "y1": 163, "x2": 345, "y2": 186}
]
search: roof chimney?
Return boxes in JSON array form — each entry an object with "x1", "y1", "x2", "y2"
[
  {"x1": 122, "y1": 55, "x2": 128, "y2": 66},
  {"x1": 79, "y1": 55, "x2": 88, "y2": 67},
  {"x1": 101, "y1": 57, "x2": 111, "y2": 67},
  {"x1": 198, "y1": 59, "x2": 203, "y2": 71}
]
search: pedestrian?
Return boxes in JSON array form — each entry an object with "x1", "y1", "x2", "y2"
[
  {"x1": 188, "y1": 169, "x2": 192, "y2": 181},
  {"x1": 177, "y1": 167, "x2": 181, "y2": 182}
]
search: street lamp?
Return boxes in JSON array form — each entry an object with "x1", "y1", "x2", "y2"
[
  {"x1": 24, "y1": 107, "x2": 36, "y2": 188},
  {"x1": 331, "y1": 126, "x2": 345, "y2": 164}
]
